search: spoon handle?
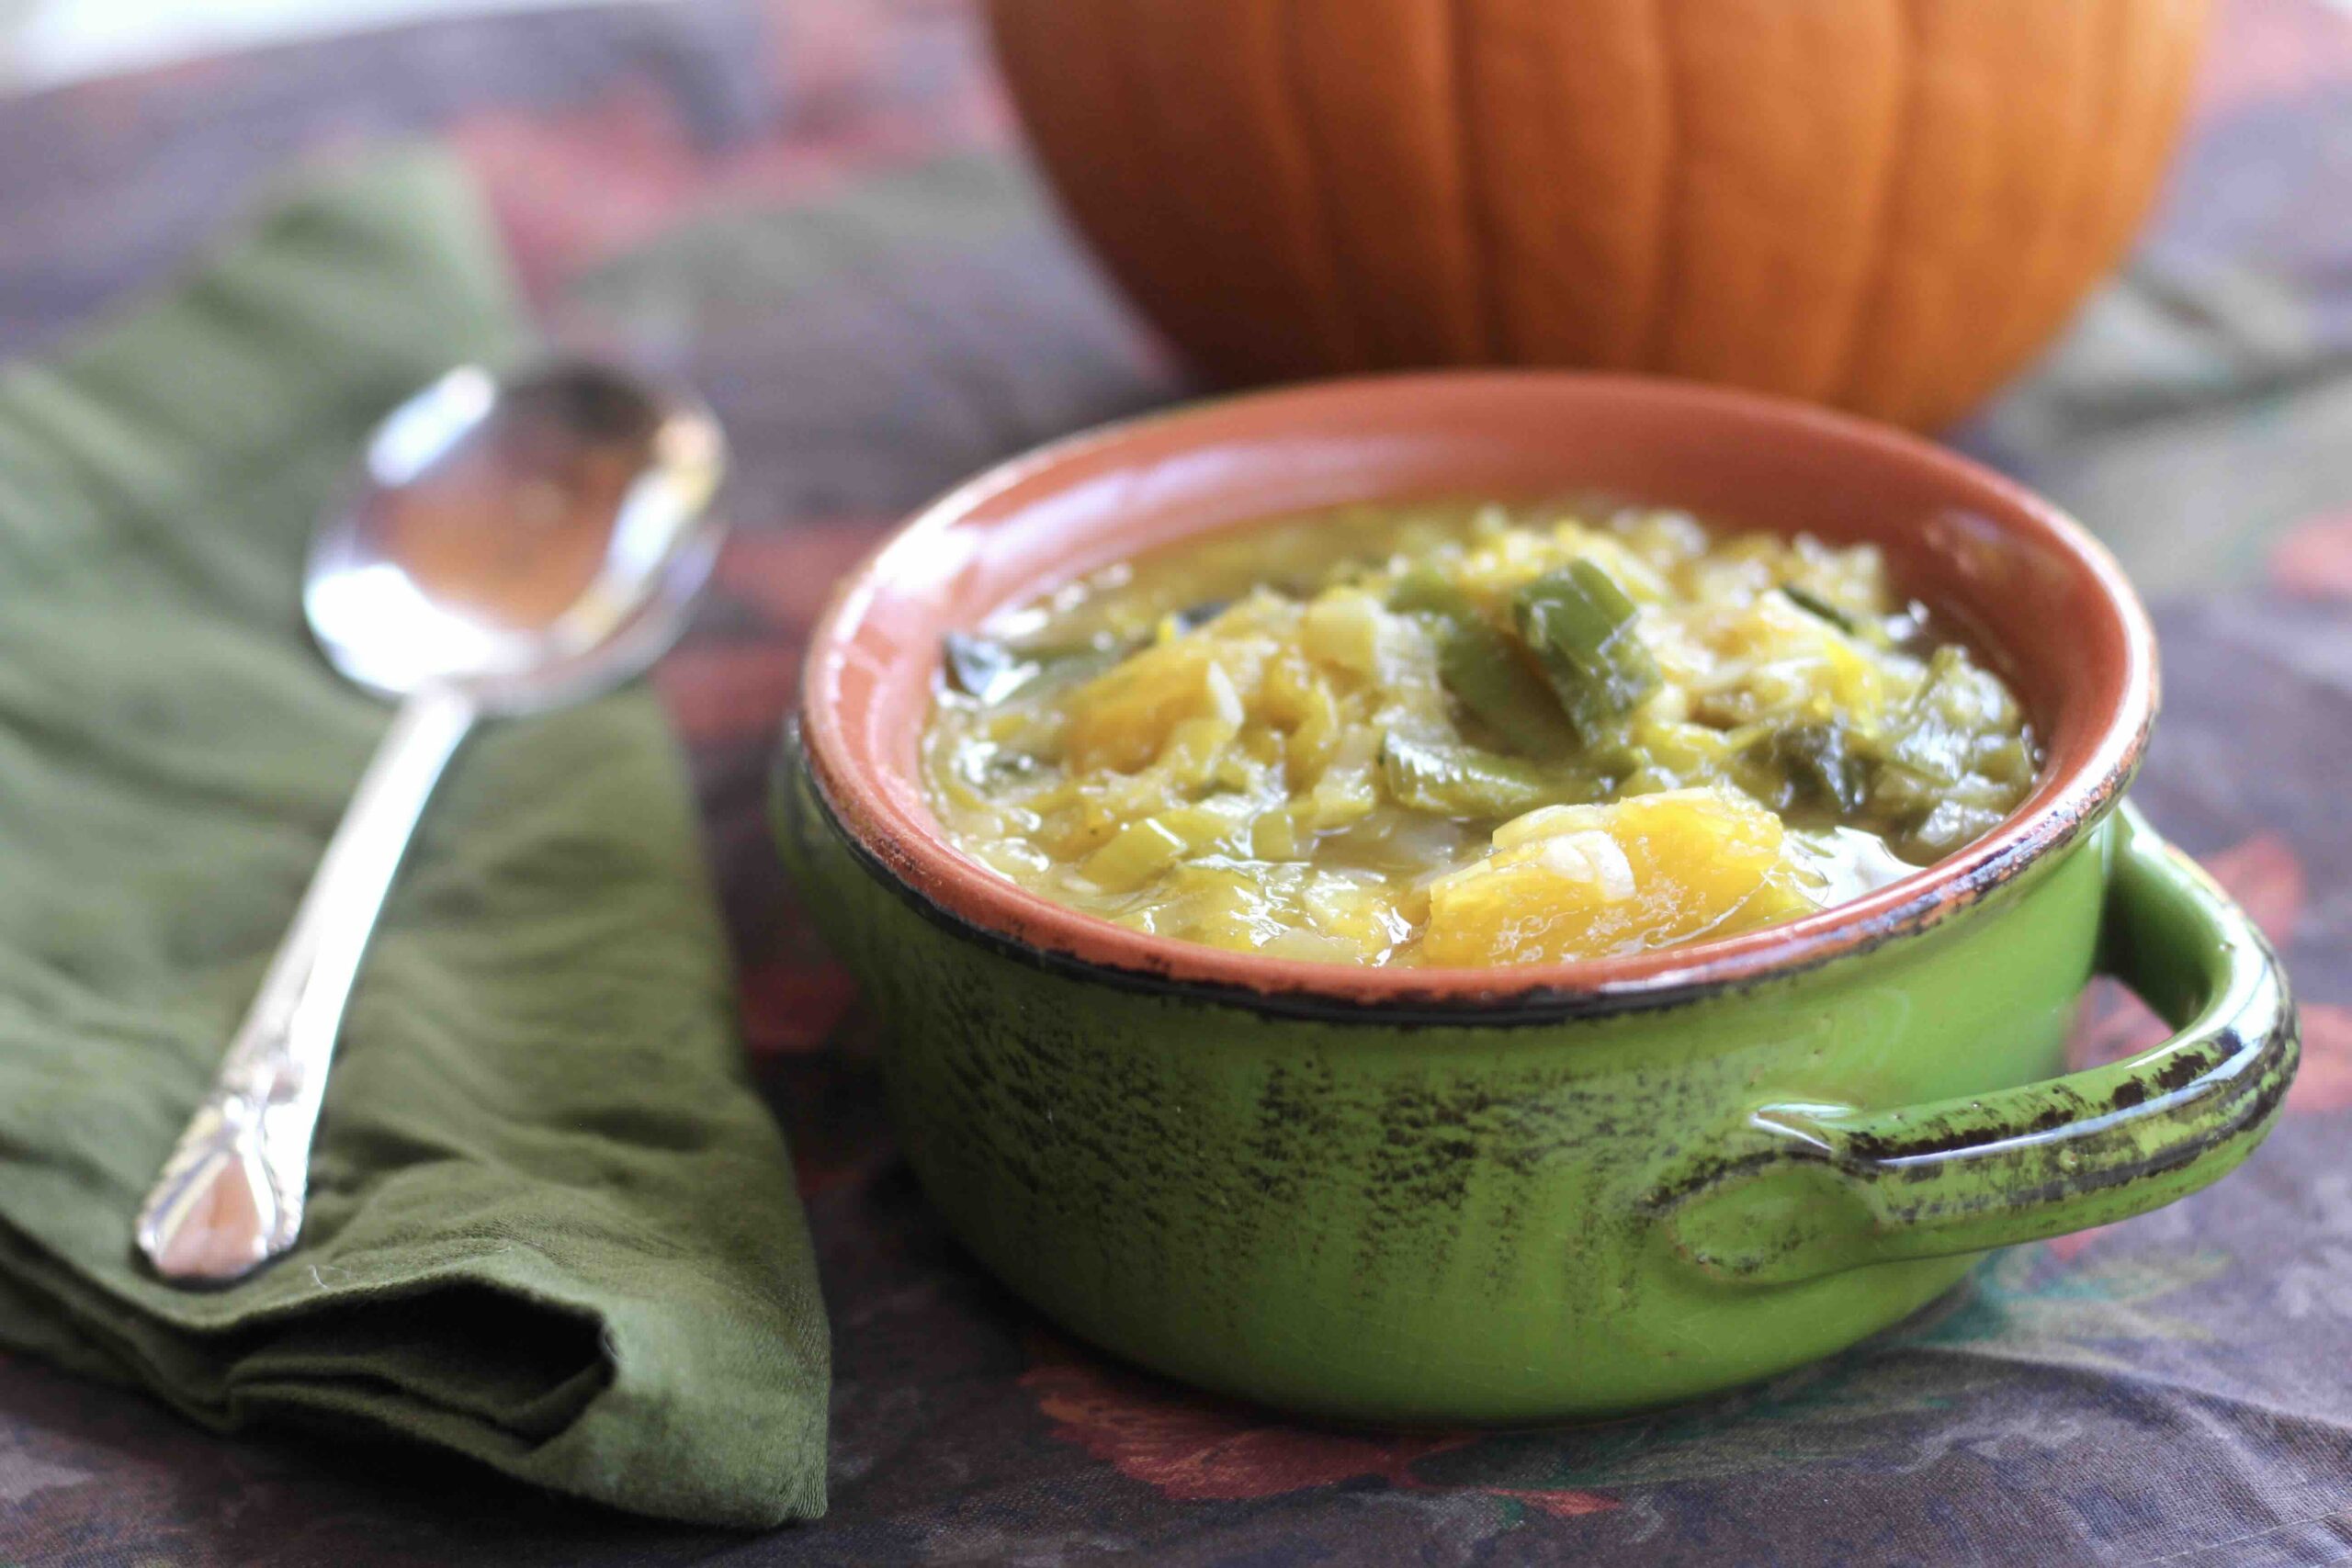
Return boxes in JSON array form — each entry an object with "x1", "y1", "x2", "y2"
[{"x1": 135, "y1": 685, "x2": 479, "y2": 1283}]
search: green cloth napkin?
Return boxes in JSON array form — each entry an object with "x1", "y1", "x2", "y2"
[{"x1": 0, "y1": 150, "x2": 829, "y2": 1528}]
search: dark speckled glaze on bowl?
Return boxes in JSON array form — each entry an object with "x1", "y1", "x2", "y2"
[{"x1": 773, "y1": 374, "x2": 2296, "y2": 1423}]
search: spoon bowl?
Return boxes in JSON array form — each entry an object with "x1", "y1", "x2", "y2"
[{"x1": 306, "y1": 361, "x2": 726, "y2": 707}]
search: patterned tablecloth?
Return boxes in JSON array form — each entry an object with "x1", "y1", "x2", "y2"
[{"x1": 5, "y1": 3, "x2": 2352, "y2": 1563}]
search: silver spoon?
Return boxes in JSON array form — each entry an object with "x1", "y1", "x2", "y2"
[{"x1": 135, "y1": 361, "x2": 728, "y2": 1283}]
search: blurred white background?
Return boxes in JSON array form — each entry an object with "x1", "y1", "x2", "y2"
[{"x1": 0, "y1": 0, "x2": 598, "y2": 90}]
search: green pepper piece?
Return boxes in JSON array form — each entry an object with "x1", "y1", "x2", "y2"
[
  {"x1": 1510, "y1": 559, "x2": 1660, "y2": 739},
  {"x1": 1387, "y1": 566, "x2": 1469, "y2": 620},
  {"x1": 1441, "y1": 630, "x2": 1581, "y2": 758},
  {"x1": 1750, "y1": 721, "x2": 1871, "y2": 816},
  {"x1": 943, "y1": 632, "x2": 1120, "y2": 705},
  {"x1": 1380, "y1": 736, "x2": 1581, "y2": 819},
  {"x1": 1388, "y1": 570, "x2": 1577, "y2": 757},
  {"x1": 1881, "y1": 646, "x2": 1976, "y2": 784},
  {"x1": 943, "y1": 632, "x2": 1026, "y2": 705},
  {"x1": 1779, "y1": 583, "x2": 1860, "y2": 636}
]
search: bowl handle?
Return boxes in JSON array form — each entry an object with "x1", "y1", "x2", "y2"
[{"x1": 1657, "y1": 804, "x2": 2298, "y2": 1285}]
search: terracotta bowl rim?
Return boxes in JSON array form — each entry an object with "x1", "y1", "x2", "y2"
[{"x1": 793, "y1": 371, "x2": 2154, "y2": 1015}]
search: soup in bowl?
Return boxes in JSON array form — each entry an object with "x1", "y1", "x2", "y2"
[
  {"x1": 775, "y1": 374, "x2": 2293, "y2": 1423},
  {"x1": 923, "y1": 498, "x2": 2040, "y2": 968}
]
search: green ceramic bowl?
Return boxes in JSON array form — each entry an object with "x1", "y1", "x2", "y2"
[{"x1": 773, "y1": 374, "x2": 2296, "y2": 1422}]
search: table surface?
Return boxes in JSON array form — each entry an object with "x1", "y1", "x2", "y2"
[{"x1": 6, "y1": 2, "x2": 2352, "y2": 1563}]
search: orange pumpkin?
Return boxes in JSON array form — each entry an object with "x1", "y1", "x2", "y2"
[{"x1": 988, "y1": 0, "x2": 2210, "y2": 429}]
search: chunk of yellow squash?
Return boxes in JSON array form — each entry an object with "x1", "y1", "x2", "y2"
[
  {"x1": 1422, "y1": 787, "x2": 1803, "y2": 965},
  {"x1": 1080, "y1": 817, "x2": 1189, "y2": 892},
  {"x1": 1063, "y1": 639, "x2": 1252, "y2": 773}
]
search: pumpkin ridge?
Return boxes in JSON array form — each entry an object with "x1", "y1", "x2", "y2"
[
  {"x1": 2075, "y1": 0, "x2": 2156, "y2": 270},
  {"x1": 1274, "y1": 0, "x2": 1376, "y2": 370},
  {"x1": 1260, "y1": 0, "x2": 1368, "y2": 372},
  {"x1": 1241, "y1": 0, "x2": 1374, "y2": 373},
  {"x1": 1091, "y1": 12, "x2": 1181, "y2": 345},
  {"x1": 1937, "y1": 0, "x2": 2106, "y2": 427},
  {"x1": 1827, "y1": 0, "x2": 1921, "y2": 411},
  {"x1": 1975, "y1": 0, "x2": 2107, "y2": 401},
  {"x1": 1442, "y1": 0, "x2": 1503, "y2": 362},
  {"x1": 1527, "y1": 0, "x2": 1580, "y2": 365},
  {"x1": 2093, "y1": 0, "x2": 2206, "y2": 273},
  {"x1": 1638, "y1": 0, "x2": 1683, "y2": 371},
  {"x1": 1591, "y1": 0, "x2": 1674, "y2": 367}
]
